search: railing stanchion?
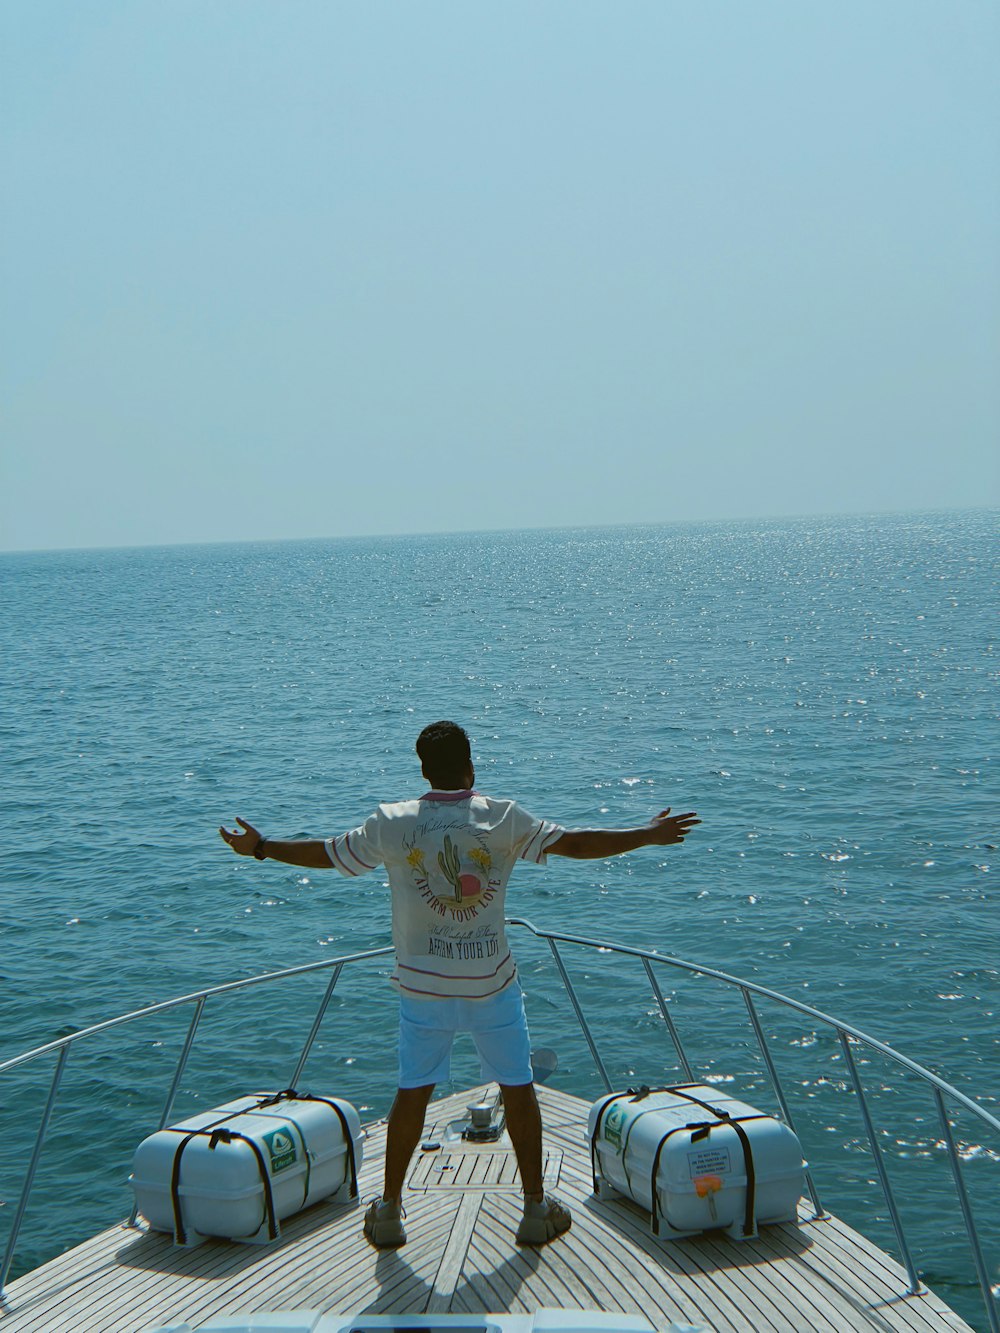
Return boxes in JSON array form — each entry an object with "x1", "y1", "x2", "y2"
[
  {"x1": 289, "y1": 963, "x2": 344, "y2": 1089},
  {"x1": 742, "y1": 988, "x2": 826, "y2": 1220},
  {"x1": 546, "y1": 938, "x2": 613, "y2": 1093},
  {"x1": 1, "y1": 1046, "x2": 70, "y2": 1296},
  {"x1": 932, "y1": 1087, "x2": 1000, "y2": 1333},
  {"x1": 642, "y1": 957, "x2": 694, "y2": 1082},
  {"x1": 839, "y1": 1031, "x2": 922, "y2": 1295},
  {"x1": 156, "y1": 997, "x2": 206, "y2": 1131},
  {"x1": 128, "y1": 996, "x2": 208, "y2": 1228}
]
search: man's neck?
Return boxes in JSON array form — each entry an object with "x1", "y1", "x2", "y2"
[{"x1": 421, "y1": 787, "x2": 475, "y2": 803}]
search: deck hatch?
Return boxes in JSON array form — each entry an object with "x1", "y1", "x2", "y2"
[{"x1": 408, "y1": 1147, "x2": 562, "y2": 1192}]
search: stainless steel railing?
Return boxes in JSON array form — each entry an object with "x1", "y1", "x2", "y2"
[
  {"x1": 0, "y1": 944, "x2": 393, "y2": 1295},
  {"x1": 1, "y1": 924, "x2": 997, "y2": 1331},
  {"x1": 509, "y1": 919, "x2": 999, "y2": 1333}
]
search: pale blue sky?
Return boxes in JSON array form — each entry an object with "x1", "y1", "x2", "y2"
[{"x1": 2, "y1": 1, "x2": 998, "y2": 553}]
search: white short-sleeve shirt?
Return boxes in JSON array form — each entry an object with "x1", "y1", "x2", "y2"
[{"x1": 325, "y1": 790, "x2": 563, "y2": 1000}]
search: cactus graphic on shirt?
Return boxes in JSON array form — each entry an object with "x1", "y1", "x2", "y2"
[{"x1": 438, "y1": 835, "x2": 463, "y2": 903}]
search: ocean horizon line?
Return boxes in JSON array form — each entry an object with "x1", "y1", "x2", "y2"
[{"x1": 1, "y1": 502, "x2": 995, "y2": 561}]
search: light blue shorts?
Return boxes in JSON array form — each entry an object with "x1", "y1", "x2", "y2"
[{"x1": 397, "y1": 982, "x2": 533, "y2": 1089}]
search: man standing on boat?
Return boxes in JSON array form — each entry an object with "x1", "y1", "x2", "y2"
[{"x1": 220, "y1": 720, "x2": 699, "y2": 1249}]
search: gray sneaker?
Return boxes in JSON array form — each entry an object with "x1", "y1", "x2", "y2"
[
  {"x1": 363, "y1": 1196, "x2": 407, "y2": 1248},
  {"x1": 515, "y1": 1194, "x2": 572, "y2": 1246}
]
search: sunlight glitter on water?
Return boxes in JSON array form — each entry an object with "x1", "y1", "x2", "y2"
[{"x1": 1, "y1": 512, "x2": 997, "y2": 1324}]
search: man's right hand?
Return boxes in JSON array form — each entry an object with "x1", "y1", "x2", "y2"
[
  {"x1": 645, "y1": 809, "x2": 701, "y2": 845},
  {"x1": 219, "y1": 816, "x2": 263, "y2": 857},
  {"x1": 547, "y1": 808, "x2": 701, "y2": 860}
]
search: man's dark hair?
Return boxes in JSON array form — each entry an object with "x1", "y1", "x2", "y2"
[{"x1": 416, "y1": 720, "x2": 472, "y2": 788}]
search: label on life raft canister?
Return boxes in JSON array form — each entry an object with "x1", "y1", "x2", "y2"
[
  {"x1": 602, "y1": 1102, "x2": 630, "y2": 1150},
  {"x1": 688, "y1": 1145, "x2": 732, "y2": 1178},
  {"x1": 263, "y1": 1127, "x2": 298, "y2": 1173}
]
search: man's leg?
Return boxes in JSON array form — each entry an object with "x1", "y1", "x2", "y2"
[
  {"x1": 381, "y1": 995, "x2": 454, "y2": 1211},
  {"x1": 500, "y1": 1080, "x2": 571, "y2": 1245},
  {"x1": 471, "y1": 987, "x2": 570, "y2": 1245},
  {"x1": 365, "y1": 1083, "x2": 435, "y2": 1248},
  {"x1": 383, "y1": 1083, "x2": 435, "y2": 1204},
  {"x1": 499, "y1": 1081, "x2": 544, "y2": 1199}
]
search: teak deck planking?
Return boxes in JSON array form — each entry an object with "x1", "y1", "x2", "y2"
[{"x1": 0, "y1": 1083, "x2": 975, "y2": 1333}]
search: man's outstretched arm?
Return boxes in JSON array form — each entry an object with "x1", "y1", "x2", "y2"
[
  {"x1": 219, "y1": 817, "x2": 332, "y2": 868},
  {"x1": 546, "y1": 809, "x2": 699, "y2": 860}
]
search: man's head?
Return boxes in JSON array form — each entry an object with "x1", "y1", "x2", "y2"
[{"x1": 416, "y1": 720, "x2": 474, "y2": 790}]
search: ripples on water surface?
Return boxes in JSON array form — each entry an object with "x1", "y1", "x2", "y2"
[{"x1": 1, "y1": 511, "x2": 997, "y2": 1325}]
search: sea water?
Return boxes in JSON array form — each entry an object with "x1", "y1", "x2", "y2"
[{"x1": 1, "y1": 511, "x2": 997, "y2": 1326}]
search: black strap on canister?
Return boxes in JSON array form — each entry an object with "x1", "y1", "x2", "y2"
[
  {"x1": 659, "y1": 1087, "x2": 764, "y2": 1238},
  {"x1": 211, "y1": 1128, "x2": 279, "y2": 1242},
  {"x1": 242, "y1": 1089, "x2": 359, "y2": 1200},
  {"x1": 589, "y1": 1092, "x2": 627, "y2": 1193},
  {"x1": 168, "y1": 1125, "x2": 278, "y2": 1246},
  {"x1": 590, "y1": 1087, "x2": 702, "y2": 1197},
  {"x1": 725, "y1": 1116, "x2": 758, "y2": 1239},
  {"x1": 169, "y1": 1129, "x2": 202, "y2": 1246},
  {"x1": 241, "y1": 1090, "x2": 311, "y2": 1206},
  {"x1": 162, "y1": 1089, "x2": 302, "y2": 1244},
  {"x1": 648, "y1": 1116, "x2": 761, "y2": 1238},
  {"x1": 286, "y1": 1092, "x2": 359, "y2": 1199},
  {"x1": 649, "y1": 1121, "x2": 713, "y2": 1237},
  {"x1": 165, "y1": 1096, "x2": 272, "y2": 1245}
]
